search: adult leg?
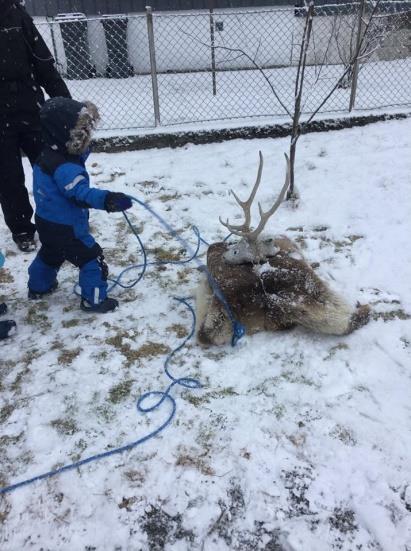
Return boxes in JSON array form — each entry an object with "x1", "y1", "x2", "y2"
[
  {"x1": 19, "y1": 119, "x2": 44, "y2": 166},
  {"x1": 0, "y1": 118, "x2": 36, "y2": 237}
]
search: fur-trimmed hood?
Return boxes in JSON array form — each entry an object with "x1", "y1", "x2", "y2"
[{"x1": 40, "y1": 97, "x2": 100, "y2": 155}]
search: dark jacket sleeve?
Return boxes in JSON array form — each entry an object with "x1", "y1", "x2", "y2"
[{"x1": 20, "y1": 7, "x2": 71, "y2": 99}]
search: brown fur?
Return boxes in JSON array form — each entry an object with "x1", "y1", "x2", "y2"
[
  {"x1": 196, "y1": 238, "x2": 370, "y2": 346},
  {"x1": 66, "y1": 101, "x2": 100, "y2": 155}
]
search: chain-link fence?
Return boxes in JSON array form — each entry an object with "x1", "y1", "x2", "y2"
[{"x1": 35, "y1": 2, "x2": 411, "y2": 132}]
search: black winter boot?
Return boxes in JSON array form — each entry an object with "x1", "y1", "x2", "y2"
[
  {"x1": 80, "y1": 297, "x2": 119, "y2": 313},
  {"x1": 12, "y1": 233, "x2": 36, "y2": 253},
  {"x1": 0, "y1": 303, "x2": 7, "y2": 316},
  {"x1": 28, "y1": 281, "x2": 58, "y2": 300},
  {"x1": 0, "y1": 320, "x2": 17, "y2": 340}
]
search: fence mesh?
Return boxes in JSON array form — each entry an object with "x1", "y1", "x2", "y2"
[{"x1": 36, "y1": 3, "x2": 411, "y2": 131}]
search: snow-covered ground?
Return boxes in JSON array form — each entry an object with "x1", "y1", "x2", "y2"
[{"x1": 1, "y1": 118, "x2": 411, "y2": 550}]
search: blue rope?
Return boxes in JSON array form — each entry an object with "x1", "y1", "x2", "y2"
[
  {"x1": 0, "y1": 198, "x2": 245, "y2": 495},
  {"x1": 106, "y1": 220, "x2": 202, "y2": 293},
  {"x1": 126, "y1": 196, "x2": 245, "y2": 346},
  {"x1": 0, "y1": 298, "x2": 200, "y2": 496}
]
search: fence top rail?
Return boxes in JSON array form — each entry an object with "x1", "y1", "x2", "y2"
[{"x1": 34, "y1": 1, "x2": 411, "y2": 25}]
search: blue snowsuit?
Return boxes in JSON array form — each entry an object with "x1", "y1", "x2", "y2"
[{"x1": 28, "y1": 98, "x2": 110, "y2": 305}]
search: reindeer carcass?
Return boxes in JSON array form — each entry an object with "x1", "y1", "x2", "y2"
[{"x1": 196, "y1": 152, "x2": 369, "y2": 346}]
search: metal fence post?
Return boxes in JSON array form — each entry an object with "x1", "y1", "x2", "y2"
[
  {"x1": 146, "y1": 6, "x2": 161, "y2": 126},
  {"x1": 349, "y1": 0, "x2": 366, "y2": 112},
  {"x1": 208, "y1": 0, "x2": 217, "y2": 96}
]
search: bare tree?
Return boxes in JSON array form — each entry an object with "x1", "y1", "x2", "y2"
[
  {"x1": 287, "y1": 0, "x2": 384, "y2": 198},
  {"x1": 331, "y1": 3, "x2": 393, "y2": 90},
  {"x1": 181, "y1": 0, "x2": 386, "y2": 201}
]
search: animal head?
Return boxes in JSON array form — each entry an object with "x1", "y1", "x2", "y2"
[{"x1": 220, "y1": 151, "x2": 290, "y2": 265}]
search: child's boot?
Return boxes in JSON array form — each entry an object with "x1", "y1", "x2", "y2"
[
  {"x1": 80, "y1": 297, "x2": 119, "y2": 313},
  {"x1": 79, "y1": 257, "x2": 117, "y2": 313},
  {"x1": 28, "y1": 281, "x2": 58, "y2": 300},
  {"x1": 0, "y1": 320, "x2": 17, "y2": 340}
]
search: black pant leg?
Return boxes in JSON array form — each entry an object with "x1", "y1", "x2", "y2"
[
  {"x1": 0, "y1": 118, "x2": 36, "y2": 236},
  {"x1": 35, "y1": 215, "x2": 102, "y2": 268}
]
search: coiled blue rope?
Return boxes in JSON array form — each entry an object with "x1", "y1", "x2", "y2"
[
  {"x1": 0, "y1": 198, "x2": 244, "y2": 495},
  {"x1": 0, "y1": 298, "x2": 199, "y2": 496}
]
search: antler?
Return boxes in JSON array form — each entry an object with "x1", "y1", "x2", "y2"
[
  {"x1": 246, "y1": 153, "x2": 290, "y2": 241},
  {"x1": 219, "y1": 151, "x2": 264, "y2": 236},
  {"x1": 219, "y1": 152, "x2": 290, "y2": 242}
]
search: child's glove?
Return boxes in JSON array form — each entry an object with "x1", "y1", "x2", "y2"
[
  {"x1": 104, "y1": 192, "x2": 133, "y2": 213},
  {"x1": 0, "y1": 251, "x2": 5, "y2": 269}
]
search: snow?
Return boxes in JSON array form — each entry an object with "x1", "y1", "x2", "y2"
[
  {"x1": 1, "y1": 118, "x2": 411, "y2": 549},
  {"x1": 64, "y1": 57, "x2": 411, "y2": 130}
]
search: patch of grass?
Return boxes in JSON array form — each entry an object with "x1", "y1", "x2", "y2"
[
  {"x1": 10, "y1": 367, "x2": 30, "y2": 394},
  {"x1": 273, "y1": 404, "x2": 286, "y2": 420},
  {"x1": 324, "y1": 343, "x2": 349, "y2": 361},
  {"x1": 106, "y1": 334, "x2": 170, "y2": 368},
  {"x1": 329, "y1": 508, "x2": 358, "y2": 534},
  {"x1": 95, "y1": 404, "x2": 116, "y2": 422},
  {"x1": 22, "y1": 348, "x2": 42, "y2": 366},
  {"x1": 175, "y1": 453, "x2": 215, "y2": 476},
  {"x1": 0, "y1": 269, "x2": 13, "y2": 284},
  {"x1": 25, "y1": 304, "x2": 51, "y2": 330},
  {"x1": 69, "y1": 438, "x2": 88, "y2": 462},
  {"x1": 142, "y1": 505, "x2": 194, "y2": 550},
  {"x1": 62, "y1": 318, "x2": 81, "y2": 328},
  {"x1": 135, "y1": 341, "x2": 171, "y2": 359},
  {"x1": 57, "y1": 347, "x2": 82, "y2": 365},
  {"x1": 108, "y1": 379, "x2": 134, "y2": 404},
  {"x1": 330, "y1": 424, "x2": 357, "y2": 446},
  {"x1": 118, "y1": 496, "x2": 138, "y2": 512},
  {"x1": 177, "y1": 267, "x2": 191, "y2": 284},
  {"x1": 0, "y1": 432, "x2": 23, "y2": 448},
  {"x1": 50, "y1": 418, "x2": 78, "y2": 436},
  {"x1": 3, "y1": 349, "x2": 41, "y2": 393},
  {"x1": 0, "y1": 403, "x2": 14, "y2": 424},
  {"x1": 158, "y1": 192, "x2": 181, "y2": 202},
  {"x1": 281, "y1": 370, "x2": 319, "y2": 388},
  {"x1": 185, "y1": 387, "x2": 238, "y2": 407},
  {"x1": 0, "y1": 500, "x2": 11, "y2": 525},
  {"x1": 151, "y1": 246, "x2": 183, "y2": 262},
  {"x1": 93, "y1": 350, "x2": 109, "y2": 362},
  {"x1": 139, "y1": 180, "x2": 158, "y2": 189},
  {"x1": 166, "y1": 324, "x2": 189, "y2": 339},
  {"x1": 124, "y1": 469, "x2": 146, "y2": 485},
  {"x1": 372, "y1": 309, "x2": 411, "y2": 321},
  {"x1": 400, "y1": 337, "x2": 410, "y2": 348},
  {"x1": 282, "y1": 466, "x2": 314, "y2": 517}
]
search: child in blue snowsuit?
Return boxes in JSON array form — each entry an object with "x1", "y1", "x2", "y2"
[
  {"x1": 0, "y1": 250, "x2": 17, "y2": 339},
  {"x1": 28, "y1": 97, "x2": 132, "y2": 313}
]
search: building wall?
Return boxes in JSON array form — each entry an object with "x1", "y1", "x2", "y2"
[
  {"x1": 35, "y1": 7, "x2": 410, "y2": 78},
  {"x1": 25, "y1": 0, "x2": 295, "y2": 17}
]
